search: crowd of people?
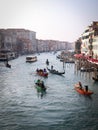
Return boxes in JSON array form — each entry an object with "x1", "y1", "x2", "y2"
[{"x1": 36, "y1": 68, "x2": 48, "y2": 77}]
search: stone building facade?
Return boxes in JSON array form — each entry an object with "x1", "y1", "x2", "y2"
[
  {"x1": 81, "y1": 21, "x2": 98, "y2": 58},
  {"x1": 37, "y1": 39, "x2": 71, "y2": 53},
  {"x1": 0, "y1": 28, "x2": 73, "y2": 55},
  {"x1": 0, "y1": 29, "x2": 36, "y2": 54}
]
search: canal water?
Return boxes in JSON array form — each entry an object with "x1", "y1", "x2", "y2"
[{"x1": 0, "y1": 52, "x2": 98, "y2": 130}]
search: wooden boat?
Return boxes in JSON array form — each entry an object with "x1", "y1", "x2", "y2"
[
  {"x1": 6, "y1": 63, "x2": 11, "y2": 68},
  {"x1": 26, "y1": 56, "x2": 37, "y2": 63},
  {"x1": 0, "y1": 57, "x2": 7, "y2": 62},
  {"x1": 74, "y1": 84, "x2": 93, "y2": 96},
  {"x1": 65, "y1": 60, "x2": 75, "y2": 63},
  {"x1": 47, "y1": 67, "x2": 65, "y2": 75},
  {"x1": 36, "y1": 69, "x2": 48, "y2": 77},
  {"x1": 0, "y1": 50, "x2": 18, "y2": 61},
  {"x1": 60, "y1": 59, "x2": 75, "y2": 63},
  {"x1": 80, "y1": 67, "x2": 94, "y2": 72},
  {"x1": 56, "y1": 55, "x2": 61, "y2": 59}
]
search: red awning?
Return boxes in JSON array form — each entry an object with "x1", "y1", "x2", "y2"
[
  {"x1": 74, "y1": 54, "x2": 98, "y2": 65},
  {"x1": 74, "y1": 54, "x2": 86, "y2": 59},
  {"x1": 88, "y1": 58, "x2": 98, "y2": 65}
]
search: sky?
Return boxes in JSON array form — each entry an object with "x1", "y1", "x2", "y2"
[{"x1": 0, "y1": 0, "x2": 98, "y2": 42}]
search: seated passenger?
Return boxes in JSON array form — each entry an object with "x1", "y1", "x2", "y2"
[
  {"x1": 78, "y1": 81, "x2": 82, "y2": 89},
  {"x1": 85, "y1": 85, "x2": 88, "y2": 92},
  {"x1": 36, "y1": 68, "x2": 39, "y2": 72},
  {"x1": 43, "y1": 68, "x2": 47, "y2": 74},
  {"x1": 36, "y1": 79, "x2": 41, "y2": 85},
  {"x1": 46, "y1": 59, "x2": 49, "y2": 65}
]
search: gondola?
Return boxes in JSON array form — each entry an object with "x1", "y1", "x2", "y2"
[{"x1": 47, "y1": 67, "x2": 65, "y2": 75}]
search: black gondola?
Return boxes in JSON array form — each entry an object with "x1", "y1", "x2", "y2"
[{"x1": 47, "y1": 67, "x2": 65, "y2": 75}]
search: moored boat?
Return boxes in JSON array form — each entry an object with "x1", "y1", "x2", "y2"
[
  {"x1": 80, "y1": 67, "x2": 94, "y2": 72},
  {"x1": 74, "y1": 84, "x2": 93, "y2": 95}
]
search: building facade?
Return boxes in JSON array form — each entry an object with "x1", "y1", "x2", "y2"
[
  {"x1": 0, "y1": 29, "x2": 36, "y2": 54},
  {"x1": 81, "y1": 21, "x2": 98, "y2": 59},
  {"x1": 0, "y1": 28, "x2": 73, "y2": 55},
  {"x1": 37, "y1": 39, "x2": 71, "y2": 52}
]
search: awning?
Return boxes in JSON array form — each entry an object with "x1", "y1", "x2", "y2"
[
  {"x1": 74, "y1": 53, "x2": 86, "y2": 59},
  {"x1": 88, "y1": 58, "x2": 98, "y2": 65}
]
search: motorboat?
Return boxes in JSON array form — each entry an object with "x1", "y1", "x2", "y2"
[{"x1": 26, "y1": 56, "x2": 37, "y2": 63}]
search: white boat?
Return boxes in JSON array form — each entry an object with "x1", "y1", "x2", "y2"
[{"x1": 26, "y1": 56, "x2": 37, "y2": 63}]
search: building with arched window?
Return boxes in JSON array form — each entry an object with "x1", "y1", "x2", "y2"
[{"x1": 81, "y1": 21, "x2": 98, "y2": 59}]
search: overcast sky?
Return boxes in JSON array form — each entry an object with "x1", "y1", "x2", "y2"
[{"x1": 0, "y1": 0, "x2": 98, "y2": 42}]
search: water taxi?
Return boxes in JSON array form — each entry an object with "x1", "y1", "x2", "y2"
[{"x1": 26, "y1": 56, "x2": 37, "y2": 63}]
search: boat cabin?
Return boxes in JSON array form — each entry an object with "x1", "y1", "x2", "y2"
[{"x1": 26, "y1": 56, "x2": 37, "y2": 63}]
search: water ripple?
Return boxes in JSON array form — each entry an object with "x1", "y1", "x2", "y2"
[{"x1": 0, "y1": 52, "x2": 98, "y2": 130}]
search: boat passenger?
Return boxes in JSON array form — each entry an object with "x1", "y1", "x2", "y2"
[
  {"x1": 36, "y1": 79, "x2": 41, "y2": 86},
  {"x1": 46, "y1": 59, "x2": 49, "y2": 65},
  {"x1": 85, "y1": 85, "x2": 88, "y2": 92},
  {"x1": 6, "y1": 63, "x2": 11, "y2": 68},
  {"x1": 40, "y1": 81, "x2": 46, "y2": 91},
  {"x1": 78, "y1": 81, "x2": 82, "y2": 89},
  {"x1": 41, "y1": 80, "x2": 44, "y2": 87},
  {"x1": 51, "y1": 65, "x2": 53, "y2": 70},
  {"x1": 36, "y1": 68, "x2": 39, "y2": 72},
  {"x1": 37, "y1": 69, "x2": 43, "y2": 74},
  {"x1": 43, "y1": 68, "x2": 47, "y2": 73}
]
